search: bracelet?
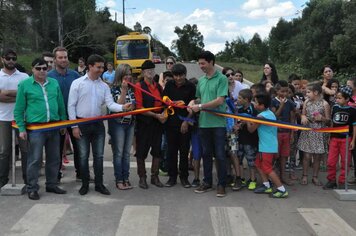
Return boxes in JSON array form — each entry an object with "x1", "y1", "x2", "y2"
[{"x1": 198, "y1": 104, "x2": 202, "y2": 111}]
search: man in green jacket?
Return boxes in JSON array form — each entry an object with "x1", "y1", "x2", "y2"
[{"x1": 14, "y1": 58, "x2": 67, "y2": 200}]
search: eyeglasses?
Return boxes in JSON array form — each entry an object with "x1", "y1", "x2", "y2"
[
  {"x1": 226, "y1": 73, "x2": 234, "y2": 77},
  {"x1": 166, "y1": 62, "x2": 174, "y2": 65},
  {"x1": 4, "y1": 56, "x2": 17, "y2": 61},
  {"x1": 34, "y1": 67, "x2": 48, "y2": 71}
]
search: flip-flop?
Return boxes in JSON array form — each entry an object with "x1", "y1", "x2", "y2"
[
  {"x1": 300, "y1": 175, "x2": 308, "y2": 185},
  {"x1": 116, "y1": 182, "x2": 129, "y2": 190},
  {"x1": 312, "y1": 176, "x2": 323, "y2": 186}
]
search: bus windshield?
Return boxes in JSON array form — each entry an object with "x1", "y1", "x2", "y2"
[{"x1": 116, "y1": 39, "x2": 149, "y2": 60}]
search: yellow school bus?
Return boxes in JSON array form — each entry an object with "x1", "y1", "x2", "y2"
[{"x1": 114, "y1": 32, "x2": 153, "y2": 75}]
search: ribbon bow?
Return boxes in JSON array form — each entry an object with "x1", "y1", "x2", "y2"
[{"x1": 162, "y1": 96, "x2": 186, "y2": 117}]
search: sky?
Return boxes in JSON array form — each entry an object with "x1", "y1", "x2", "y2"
[{"x1": 96, "y1": 0, "x2": 307, "y2": 54}]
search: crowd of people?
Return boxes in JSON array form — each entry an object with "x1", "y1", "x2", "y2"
[{"x1": 1, "y1": 48, "x2": 355, "y2": 201}]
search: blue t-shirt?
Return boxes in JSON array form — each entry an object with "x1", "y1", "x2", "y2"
[
  {"x1": 103, "y1": 70, "x2": 115, "y2": 84},
  {"x1": 271, "y1": 97, "x2": 296, "y2": 132},
  {"x1": 47, "y1": 69, "x2": 80, "y2": 110},
  {"x1": 257, "y1": 109, "x2": 278, "y2": 153}
]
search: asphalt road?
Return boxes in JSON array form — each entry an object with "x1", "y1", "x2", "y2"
[
  {"x1": 0, "y1": 64, "x2": 353, "y2": 235},
  {"x1": 154, "y1": 62, "x2": 206, "y2": 80},
  {"x1": 1, "y1": 141, "x2": 356, "y2": 236}
]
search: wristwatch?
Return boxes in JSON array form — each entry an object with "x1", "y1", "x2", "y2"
[{"x1": 198, "y1": 104, "x2": 202, "y2": 111}]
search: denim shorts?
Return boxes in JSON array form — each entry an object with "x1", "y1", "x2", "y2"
[
  {"x1": 238, "y1": 144, "x2": 257, "y2": 167},
  {"x1": 226, "y1": 131, "x2": 238, "y2": 155}
]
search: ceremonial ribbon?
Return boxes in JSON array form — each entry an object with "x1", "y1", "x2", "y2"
[
  {"x1": 12, "y1": 107, "x2": 162, "y2": 132},
  {"x1": 203, "y1": 109, "x2": 348, "y2": 133},
  {"x1": 13, "y1": 80, "x2": 348, "y2": 134}
]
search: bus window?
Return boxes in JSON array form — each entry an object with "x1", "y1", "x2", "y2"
[{"x1": 116, "y1": 40, "x2": 149, "y2": 60}]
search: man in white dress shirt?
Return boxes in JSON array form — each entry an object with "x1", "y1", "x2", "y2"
[
  {"x1": 0, "y1": 49, "x2": 28, "y2": 189},
  {"x1": 68, "y1": 54, "x2": 132, "y2": 196}
]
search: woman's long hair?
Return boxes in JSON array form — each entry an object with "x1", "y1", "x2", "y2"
[{"x1": 112, "y1": 64, "x2": 132, "y2": 87}]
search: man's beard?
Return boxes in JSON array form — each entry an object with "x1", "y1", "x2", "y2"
[{"x1": 4, "y1": 63, "x2": 15, "y2": 70}]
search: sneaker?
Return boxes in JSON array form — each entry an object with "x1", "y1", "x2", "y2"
[
  {"x1": 159, "y1": 169, "x2": 168, "y2": 176},
  {"x1": 165, "y1": 177, "x2": 177, "y2": 187},
  {"x1": 191, "y1": 179, "x2": 200, "y2": 187},
  {"x1": 232, "y1": 178, "x2": 243, "y2": 191},
  {"x1": 248, "y1": 180, "x2": 257, "y2": 190},
  {"x1": 241, "y1": 178, "x2": 247, "y2": 187},
  {"x1": 216, "y1": 185, "x2": 226, "y2": 197},
  {"x1": 338, "y1": 183, "x2": 346, "y2": 189},
  {"x1": 254, "y1": 185, "x2": 272, "y2": 194},
  {"x1": 180, "y1": 178, "x2": 191, "y2": 188},
  {"x1": 323, "y1": 181, "x2": 337, "y2": 190},
  {"x1": 194, "y1": 182, "x2": 213, "y2": 193},
  {"x1": 76, "y1": 175, "x2": 95, "y2": 183},
  {"x1": 226, "y1": 175, "x2": 234, "y2": 187},
  {"x1": 63, "y1": 155, "x2": 70, "y2": 164},
  {"x1": 348, "y1": 177, "x2": 356, "y2": 185},
  {"x1": 271, "y1": 189, "x2": 288, "y2": 198}
]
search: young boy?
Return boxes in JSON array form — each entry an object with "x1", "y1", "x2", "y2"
[
  {"x1": 247, "y1": 93, "x2": 288, "y2": 198},
  {"x1": 271, "y1": 80, "x2": 296, "y2": 186},
  {"x1": 235, "y1": 89, "x2": 259, "y2": 190}
]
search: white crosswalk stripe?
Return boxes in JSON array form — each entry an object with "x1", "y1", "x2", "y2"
[
  {"x1": 298, "y1": 208, "x2": 356, "y2": 236},
  {"x1": 115, "y1": 205, "x2": 159, "y2": 236},
  {"x1": 210, "y1": 207, "x2": 257, "y2": 236},
  {"x1": 6, "y1": 204, "x2": 70, "y2": 236},
  {"x1": 5, "y1": 204, "x2": 356, "y2": 236}
]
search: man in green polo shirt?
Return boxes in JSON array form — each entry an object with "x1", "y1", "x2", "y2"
[
  {"x1": 188, "y1": 51, "x2": 228, "y2": 197},
  {"x1": 14, "y1": 58, "x2": 67, "y2": 200}
]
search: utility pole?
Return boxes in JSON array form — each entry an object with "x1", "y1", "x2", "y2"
[
  {"x1": 122, "y1": 0, "x2": 125, "y2": 27},
  {"x1": 56, "y1": 0, "x2": 63, "y2": 46}
]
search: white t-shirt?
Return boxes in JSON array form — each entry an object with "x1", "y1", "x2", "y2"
[
  {"x1": 230, "y1": 80, "x2": 244, "y2": 100},
  {"x1": 0, "y1": 69, "x2": 28, "y2": 121}
]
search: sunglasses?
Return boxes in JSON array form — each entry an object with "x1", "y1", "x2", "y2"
[
  {"x1": 4, "y1": 56, "x2": 17, "y2": 61},
  {"x1": 226, "y1": 73, "x2": 234, "y2": 77},
  {"x1": 34, "y1": 67, "x2": 48, "y2": 71},
  {"x1": 166, "y1": 62, "x2": 174, "y2": 65}
]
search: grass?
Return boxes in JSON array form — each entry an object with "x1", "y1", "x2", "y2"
[
  {"x1": 217, "y1": 61, "x2": 290, "y2": 84},
  {"x1": 16, "y1": 53, "x2": 78, "y2": 74}
]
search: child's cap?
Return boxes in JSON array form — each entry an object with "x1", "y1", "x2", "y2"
[{"x1": 340, "y1": 85, "x2": 353, "y2": 98}]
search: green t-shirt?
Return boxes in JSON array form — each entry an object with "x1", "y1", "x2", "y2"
[
  {"x1": 14, "y1": 76, "x2": 67, "y2": 132},
  {"x1": 196, "y1": 70, "x2": 227, "y2": 128}
]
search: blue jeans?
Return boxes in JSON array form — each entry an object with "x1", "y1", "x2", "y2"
[
  {"x1": 108, "y1": 120, "x2": 134, "y2": 182},
  {"x1": 27, "y1": 130, "x2": 60, "y2": 192},
  {"x1": 199, "y1": 127, "x2": 227, "y2": 187},
  {"x1": 76, "y1": 122, "x2": 105, "y2": 186}
]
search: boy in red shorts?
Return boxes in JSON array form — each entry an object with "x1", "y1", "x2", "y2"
[
  {"x1": 247, "y1": 93, "x2": 288, "y2": 198},
  {"x1": 271, "y1": 80, "x2": 296, "y2": 186}
]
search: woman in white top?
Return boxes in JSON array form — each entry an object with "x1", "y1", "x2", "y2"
[{"x1": 159, "y1": 56, "x2": 176, "y2": 88}]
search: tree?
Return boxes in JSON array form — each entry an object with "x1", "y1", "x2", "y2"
[
  {"x1": 247, "y1": 33, "x2": 268, "y2": 64},
  {"x1": 171, "y1": 24, "x2": 204, "y2": 61},
  {"x1": 142, "y1": 26, "x2": 151, "y2": 35},
  {"x1": 133, "y1": 22, "x2": 142, "y2": 33},
  {"x1": 331, "y1": 0, "x2": 356, "y2": 72}
]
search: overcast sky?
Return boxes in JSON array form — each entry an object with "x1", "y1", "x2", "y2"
[{"x1": 96, "y1": 0, "x2": 307, "y2": 54}]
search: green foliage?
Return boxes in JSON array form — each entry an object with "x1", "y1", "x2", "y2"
[
  {"x1": 216, "y1": 33, "x2": 268, "y2": 64},
  {"x1": 0, "y1": 1, "x2": 170, "y2": 63},
  {"x1": 217, "y1": 61, "x2": 289, "y2": 84},
  {"x1": 218, "y1": 0, "x2": 356, "y2": 81},
  {"x1": 171, "y1": 24, "x2": 204, "y2": 61}
]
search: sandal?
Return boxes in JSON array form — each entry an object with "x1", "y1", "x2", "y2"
[
  {"x1": 312, "y1": 176, "x2": 322, "y2": 186},
  {"x1": 289, "y1": 172, "x2": 298, "y2": 181},
  {"x1": 300, "y1": 175, "x2": 308, "y2": 185},
  {"x1": 116, "y1": 181, "x2": 129, "y2": 190},
  {"x1": 124, "y1": 180, "x2": 133, "y2": 189},
  {"x1": 281, "y1": 176, "x2": 294, "y2": 186}
]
